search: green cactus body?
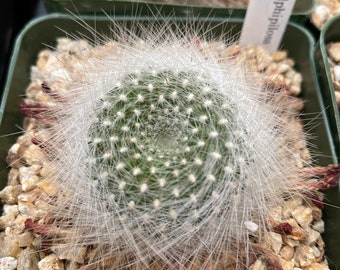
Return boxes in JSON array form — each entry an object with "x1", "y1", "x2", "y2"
[{"x1": 88, "y1": 69, "x2": 240, "y2": 230}]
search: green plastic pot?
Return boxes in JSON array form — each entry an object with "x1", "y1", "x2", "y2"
[
  {"x1": 0, "y1": 13, "x2": 338, "y2": 268},
  {"x1": 43, "y1": 0, "x2": 316, "y2": 22},
  {"x1": 315, "y1": 14, "x2": 340, "y2": 163}
]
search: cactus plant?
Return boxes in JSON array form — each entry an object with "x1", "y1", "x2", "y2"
[{"x1": 16, "y1": 21, "x2": 339, "y2": 269}]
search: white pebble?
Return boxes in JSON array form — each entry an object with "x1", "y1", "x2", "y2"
[
  {"x1": 244, "y1": 220, "x2": 258, "y2": 232},
  {"x1": 334, "y1": 65, "x2": 340, "y2": 82},
  {"x1": 314, "y1": 5, "x2": 330, "y2": 24},
  {"x1": 0, "y1": 257, "x2": 17, "y2": 270},
  {"x1": 38, "y1": 254, "x2": 64, "y2": 270}
]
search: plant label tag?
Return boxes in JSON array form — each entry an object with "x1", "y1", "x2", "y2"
[{"x1": 239, "y1": 0, "x2": 296, "y2": 52}]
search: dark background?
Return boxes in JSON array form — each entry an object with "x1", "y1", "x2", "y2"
[{"x1": 0, "y1": 0, "x2": 47, "y2": 101}]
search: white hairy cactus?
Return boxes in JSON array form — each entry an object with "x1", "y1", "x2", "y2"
[{"x1": 27, "y1": 20, "x2": 316, "y2": 269}]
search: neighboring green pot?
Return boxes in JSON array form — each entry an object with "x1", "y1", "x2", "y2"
[
  {"x1": 315, "y1": 14, "x2": 340, "y2": 163},
  {"x1": 42, "y1": 0, "x2": 316, "y2": 22},
  {"x1": 0, "y1": 13, "x2": 338, "y2": 268}
]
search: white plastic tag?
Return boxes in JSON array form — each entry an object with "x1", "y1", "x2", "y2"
[{"x1": 239, "y1": 0, "x2": 297, "y2": 52}]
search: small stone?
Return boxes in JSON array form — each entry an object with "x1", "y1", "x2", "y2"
[
  {"x1": 311, "y1": 246, "x2": 321, "y2": 258},
  {"x1": 244, "y1": 221, "x2": 258, "y2": 232},
  {"x1": 303, "y1": 262, "x2": 329, "y2": 270},
  {"x1": 18, "y1": 188, "x2": 41, "y2": 203},
  {"x1": 294, "y1": 245, "x2": 315, "y2": 268},
  {"x1": 290, "y1": 83, "x2": 301, "y2": 96},
  {"x1": 312, "y1": 5, "x2": 330, "y2": 29},
  {"x1": 279, "y1": 258, "x2": 294, "y2": 270},
  {"x1": 22, "y1": 144, "x2": 44, "y2": 165},
  {"x1": 333, "y1": 65, "x2": 340, "y2": 81},
  {"x1": 327, "y1": 43, "x2": 340, "y2": 62},
  {"x1": 282, "y1": 196, "x2": 303, "y2": 218},
  {"x1": 283, "y1": 236, "x2": 299, "y2": 247},
  {"x1": 280, "y1": 245, "x2": 294, "y2": 261},
  {"x1": 64, "y1": 261, "x2": 80, "y2": 270},
  {"x1": 19, "y1": 165, "x2": 41, "y2": 192},
  {"x1": 0, "y1": 185, "x2": 22, "y2": 204},
  {"x1": 270, "y1": 206, "x2": 283, "y2": 222},
  {"x1": 277, "y1": 63, "x2": 290, "y2": 74},
  {"x1": 2, "y1": 205, "x2": 19, "y2": 216},
  {"x1": 291, "y1": 206, "x2": 313, "y2": 228},
  {"x1": 51, "y1": 246, "x2": 87, "y2": 264},
  {"x1": 0, "y1": 235, "x2": 21, "y2": 257},
  {"x1": 249, "y1": 258, "x2": 266, "y2": 270},
  {"x1": 7, "y1": 169, "x2": 20, "y2": 186},
  {"x1": 272, "y1": 51, "x2": 287, "y2": 62},
  {"x1": 18, "y1": 201, "x2": 38, "y2": 217},
  {"x1": 302, "y1": 227, "x2": 320, "y2": 246},
  {"x1": 37, "y1": 49, "x2": 52, "y2": 70},
  {"x1": 17, "y1": 247, "x2": 39, "y2": 270},
  {"x1": 38, "y1": 254, "x2": 64, "y2": 270},
  {"x1": 268, "y1": 231, "x2": 282, "y2": 254},
  {"x1": 335, "y1": 91, "x2": 340, "y2": 104},
  {"x1": 0, "y1": 211, "x2": 17, "y2": 230},
  {"x1": 17, "y1": 232, "x2": 33, "y2": 247},
  {"x1": 36, "y1": 178, "x2": 58, "y2": 197},
  {"x1": 0, "y1": 257, "x2": 17, "y2": 270},
  {"x1": 312, "y1": 220, "x2": 325, "y2": 233}
]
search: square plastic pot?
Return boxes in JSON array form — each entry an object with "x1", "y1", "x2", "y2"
[{"x1": 0, "y1": 13, "x2": 338, "y2": 269}]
